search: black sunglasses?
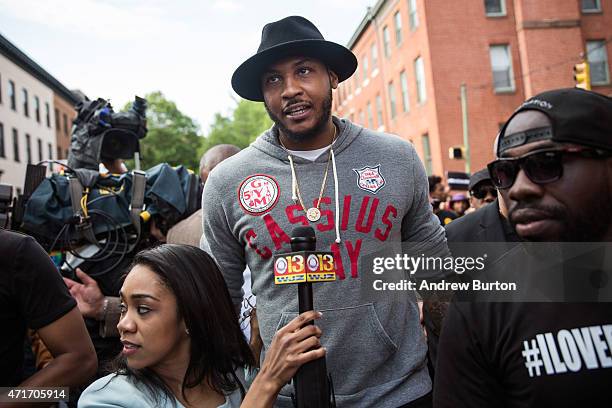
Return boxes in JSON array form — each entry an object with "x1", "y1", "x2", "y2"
[
  {"x1": 470, "y1": 184, "x2": 496, "y2": 199},
  {"x1": 488, "y1": 147, "x2": 611, "y2": 189}
]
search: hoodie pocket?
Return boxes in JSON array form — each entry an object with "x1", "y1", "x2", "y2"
[{"x1": 275, "y1": 303, "x2": 399, "y2": 396}]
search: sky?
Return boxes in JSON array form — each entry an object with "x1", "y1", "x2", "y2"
[{"x1": 0, "y1": 0, "x2": 374, "y2": 133}]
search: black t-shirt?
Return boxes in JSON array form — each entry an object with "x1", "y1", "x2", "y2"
[
  {"x1": 0, "y1": 230, "x2": 76, "y2": 386},
  {"x1": 434, "y1": 301, "x2": 612, "y2": 407}
]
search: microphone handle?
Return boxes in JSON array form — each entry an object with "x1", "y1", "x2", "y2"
[
  {"x1": 298, "y1": 282, "x2": 314, "y2": 316},
  {"x1": 295, "y1": 282, "x2": 330, "y2": 407}
]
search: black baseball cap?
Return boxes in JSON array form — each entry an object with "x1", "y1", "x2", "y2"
[
  {"x1": 497, "y1": 88, "x2": 612, "y2": 156},
  {"x1": 468, "y1": 168, "x2": 492, "y2": 191}
]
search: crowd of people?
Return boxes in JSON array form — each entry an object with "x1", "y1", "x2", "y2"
[{"x1": 1, "y1": 15, "x2": 611, "y2": 408}]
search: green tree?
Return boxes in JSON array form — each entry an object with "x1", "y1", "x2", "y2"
[
  {"x1": 202, "y1": 99, "x2": 272, "y2": 153},
  {"x1": 127, "y1": 91, "x2": 202, "y2": 170}
]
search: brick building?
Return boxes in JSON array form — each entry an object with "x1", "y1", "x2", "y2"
[
  {"x1": 334, "y1": 0, "x2": 612, "y2": 178},
  {"x1": 0, "y1": 33, "x2": 80, "y2": 192}
]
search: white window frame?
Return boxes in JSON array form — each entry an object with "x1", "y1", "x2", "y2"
[
  {"x1": 489, "y1": 44, "x2": 515, "y2": 93},
  {"x1": 581, "y1": 0, "x2": 602, "y2": 13},
  {"x1": 371, "y1": 43, "x2": 378, "y2": 71},
  {"x1": 414, "y1": 56, "x2": 427, "y2": 104},
  {"x1": 587, "y1": 40, "x2": 610, "y2": 85},
  {"x1": 400, "y1": 70, "x2": 410, "y2": 112},
  {"x1": 362, "y1": 55, "x2": 369, "y2": 84},
  {"x1": 394, "y1": 11, "x2": 403, "y2": 46},
  {"x1": 383, "y1": 26, "x2": 391, "y2": 58},
  {"x1": 408, "y1": 0, "x2": 419, "y2": 30},
  {"x1": 388, "y1": 82, "x2": 397, "y2": 119},
  {"x1": 485, "y1": 0, "x2": 507, "y2": 17},
  {"x1": 375, "y1": 94, "x2": 384, "y2": 127}
]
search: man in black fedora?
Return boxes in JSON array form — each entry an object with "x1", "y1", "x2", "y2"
[{"x1": 202, "y1": 16, "x2": 448, "y2": 407}]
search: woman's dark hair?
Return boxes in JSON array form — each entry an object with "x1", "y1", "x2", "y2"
[{"x1": 110, "y1": 244, "x2": 255, "y2": 405}]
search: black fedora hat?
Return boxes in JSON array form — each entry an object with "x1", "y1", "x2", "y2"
[{"x1": 231, "y1": 16, "x2": 358, "y2": 102}]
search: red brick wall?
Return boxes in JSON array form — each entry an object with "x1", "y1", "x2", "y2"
[{"x1": 335, "y1": 0, "x2": 612, "y2": 178}]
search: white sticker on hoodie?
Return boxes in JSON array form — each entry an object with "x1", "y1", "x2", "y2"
[
  {"x1": 238, "y1": 174, "x2": 280, "y2": 215},
  {"x1": 353, "y1": 165, "x2": 386, "y2": 194}
]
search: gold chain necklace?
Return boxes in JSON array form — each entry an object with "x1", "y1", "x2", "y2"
[{"x1": 281, "y1": 125, "x2": 336, "y2": 222}]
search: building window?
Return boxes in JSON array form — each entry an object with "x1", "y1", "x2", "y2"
[
  {"x1": 45, "y1": 102, "x2": 51, "y2": 127},
  {"x1": 37, "y1": 138, "x2": 42, "y2": 162},
  {"x1": 57, "y1": 146, "x2": 62, "y2": 160},
  {"x1": 371, "y1": 43, "x2": 378, "y2": 71},
  {"x1": 359, "y1": 110, "x2": 364, "y2": 126},
  {"x1": 581, "y1": 0, "x2": 601, "y2": 12},
  {"x1": 34, "y1": 96, "x2": 41, "y2": 123},
  {"x1": 12, "y1": 128, "x2": 19, "y2": 162},
  {"x1": 362, "y1": 55, "x2": 369, "y2": 84},
  {"x1": 0, "y1": 74, "x2": 2, "y2": 104},
  {"x1": 63, "y1": 113, "x2": 69, "y2": 136},
  {"x1": 0, "y1": 123, "x2": 4, "y2": 158},
  {"x1": 22, "y1": 88, "x2": 29, "y2": 117},
  {"x1": 489, "y1": 44, "x2": 515, "y2": 92},
  {"x1": 388, "y1": 82, "x2": 398, "y2": 119},
  {"x1": 55, "y1": 109, "x2": 60, "y2": 131},
  {"x1": 414, "y1": 56, "x2": 427, "y2": 103},
  {"x1": 9, "y1": 80, "x2": 16, "y2": 110},
  {"x1": 485, "y1": 0, "x2": 506, "y2": 16},
  {"x1": 408, "y1": 0, "x2": 419, "y2": 30},
  {"x1": 375, "y1": 94, "x2": 383, "y2": 127},
  {"x1": 422, "y1": 133, "x2": 433, "y2": 175},
  {"x1": 587, "y1": 40, "x2": 610, "y2": 85},
  {"x1": 25, "y1": 134, "x2": 31, "y2": 164},
  {"x1": 394, "y1": 11, "x2": 403, "y2": 45},
  {"x1": 367, "y1": 101, "x2": 374, "y2": 128},
  {"x1": 383, "y1": 26, "x2": 391, "y2": 58},
  {"x1": 400, "y1": 70, "x2": 410, "y2": 112},
  {"x1": 354, "y1": 64, "x2": 360, "y2": 88}
]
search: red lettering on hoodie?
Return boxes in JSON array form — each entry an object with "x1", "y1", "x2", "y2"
[
  {"x1": 346, "y1": 239, "x2": 362, "y2": 278},
  {"x1": 330, "y1": 242, "x2": 345, "y2": 280},
  {"x1": 375, "y1": 205, "x2": 398, "y2": 242},
  {"x1": 245, "y1": 229, "x2": 272, "y2": 259},
  {"x1": 263, "y1": 214, "x2": 290, "y2": 250},
  {"x1": 315, "y1": 197, "x2": 334, "y2": 233},
  {"x1": 286, "y1": 204, "x2": 309, "y2": 226},
  {"x1": 355, "y1": 196, "x2": 379, "y2": 234},
  {"x1": 341, "y1": 195, "x2": 352, "y2": 231}
]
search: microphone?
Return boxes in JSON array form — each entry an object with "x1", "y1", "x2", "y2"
[{"x1": 273, "y1": 226, "x2": 336, "y2": 407}]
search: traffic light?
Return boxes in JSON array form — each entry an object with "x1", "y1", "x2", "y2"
[
  {"x1": 449, "y1": 146, "x2": 465, "y2": 160},
  {"x1": 573, "y1": 61, "x2": 591, "y2": 90}
]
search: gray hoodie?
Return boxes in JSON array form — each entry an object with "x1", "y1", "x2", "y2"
[{"x1": 201, "y1": 117, "x2": 449, "y2": 407}]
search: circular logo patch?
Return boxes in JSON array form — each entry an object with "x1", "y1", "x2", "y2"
[
  {"x1": 307, "y1": 254, "x2": 319, "y2": 272},
  {"x1": 275, "y1": 257, "x2": 288, "y2": 274},
  {"x1": 238, "y1": 174, "x2": 280, "y2": 215}
]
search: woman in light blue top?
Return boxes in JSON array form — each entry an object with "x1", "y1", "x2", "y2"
[{"x1": 79, "y1": 244, "x2": 324, "y2": 407}]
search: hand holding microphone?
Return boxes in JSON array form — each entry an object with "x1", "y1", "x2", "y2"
[{"x1": 257, "y1": 311, "x2": 326, "y2": 392}]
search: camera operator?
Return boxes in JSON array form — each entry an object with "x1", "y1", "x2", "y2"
[
  {"x1": 0, "y1": 229, "x2": 97, "y2": 404},
  {"x1": 64, "y1": 144, "x2": 244, "y2": 341}
]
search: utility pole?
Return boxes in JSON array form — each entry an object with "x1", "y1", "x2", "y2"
[{"x1": 460, "y1": 83, "x2": 471, "y2": 174}]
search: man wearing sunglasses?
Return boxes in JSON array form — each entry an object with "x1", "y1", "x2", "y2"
[
  {"x1": 434, "y1": 88, "x2": 612, "y2": 407},
  {"x1": 468, "y1": 168, "x2": 496, "y2": 211}
]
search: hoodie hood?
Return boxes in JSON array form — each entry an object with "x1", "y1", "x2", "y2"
[{"x1": 251, "y1": 116, "x2": 362, "y2": 164}]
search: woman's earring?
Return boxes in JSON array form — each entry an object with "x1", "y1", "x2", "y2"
[{"x1": 185, "y1": 328, "x2": 190, "y2": 335}]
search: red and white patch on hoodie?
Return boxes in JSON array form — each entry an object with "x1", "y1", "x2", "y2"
[
  {"x1": 238, "y1": 174, "x2": 280, "y2": 215},
  {"x1": 353, "y1": 165, "x2": 386, "y2": 194}
]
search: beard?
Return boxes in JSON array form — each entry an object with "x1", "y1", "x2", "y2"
[
  {"x1": 265, "y1": 87, "x2": 333, "y2": 144},
  {"x1": 509, "y1": 194, "x2": 612, "y2": 242}
]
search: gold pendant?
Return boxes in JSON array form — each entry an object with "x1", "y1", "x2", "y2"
[{"x1": 306, "y1": 207, "x2": 321, "y2": 222}]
